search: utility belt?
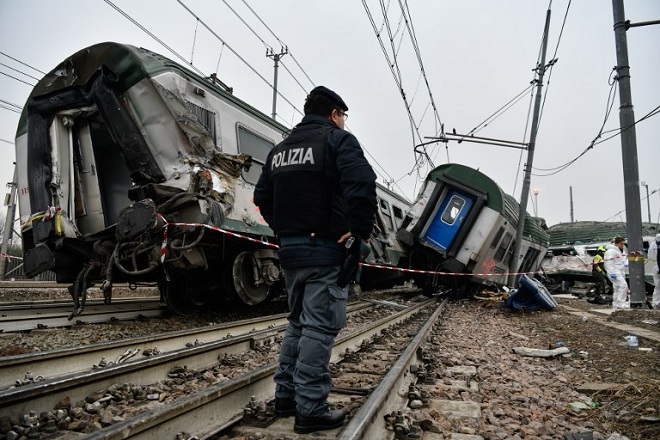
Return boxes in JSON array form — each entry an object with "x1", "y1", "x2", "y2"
[{"x1": 278, "y1": 234, "x2": 339, "y2": 248}]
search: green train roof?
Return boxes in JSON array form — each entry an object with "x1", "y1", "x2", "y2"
[
  {"x1": 16, "y1": 41, "x2": 288, "y2": 137},
  {"x1": 426, "y1": 163, "x2": 549, "y2": 246},
  {"x1": 547, "y1": 221, "x2": 660, "y2": 246}
]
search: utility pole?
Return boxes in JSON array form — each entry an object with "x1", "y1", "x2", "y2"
[
  {"x1": 569, "y1": 186, "x2": 575, "y2": 223},
  {"x1": 267, "y1": 47, "x2": 288, "y2": 121},
  {"x1": 532, "y1": 188, "x2": 540, "y2": 219},
  {"x1": 612, "y1": 0, "x2": 645, "y2": 307},
  {"x1": 0, "y1": 165, "x2": 18, "y2": 278},
  {"x1": 641, "y1": 181, "x2": 651, "y2": 224},
  {"x1": 509, "y1": 7, "x2": 551, "y2": 287}
]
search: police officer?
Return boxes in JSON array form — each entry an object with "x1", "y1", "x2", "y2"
[
  {"x1": 588, "y1": 245, "x2": 609, "y2": 304},
  {"x1": 254, "y1": 86, "x2": 377, "y2": 433}
]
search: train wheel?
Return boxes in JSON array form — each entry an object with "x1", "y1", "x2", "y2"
[
  {"x1": 158, "y1": 280, "x2": 202, "y2": 316},
  {"x1": 230, "y1": 251, "x2": 270, "y2": 305}
]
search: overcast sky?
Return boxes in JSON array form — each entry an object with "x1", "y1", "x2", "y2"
[{"x1": 1, "y1": 0, "x2": 658, "y2": 230}]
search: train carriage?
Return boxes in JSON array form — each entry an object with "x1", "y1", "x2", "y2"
[
  {"x1": 15, "y1": 42, "x2": 550, "y2": 316},
  {"x1": 393, "y1": 163, "x2": 550, "y2": 293},
  {"x1": 15, "y1": 42, "x2": 292, "y2": 315}
]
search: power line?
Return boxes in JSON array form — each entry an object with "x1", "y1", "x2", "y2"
[
  {"x1": 532, "y1": 101, "x2": 659, "y2": 177},
  {"x1": 0, "y1": 99, "x2": 22, "y2": 110},
  {"x1": 0, "y1": 51, "x2": 46, "y2": 75},
  {"x1": 213, "y1": 0, "x2": 403, "y2": 192},
  {"x1": 102, "y1": 0, "x2": 207, "y2": 78},
  {"x1": 174, "y1": 0, "x2": 302, "y2": 117},
  {"x1": 0, "y1": 63, "x2": 40, "y2": 82},
  {"x1": 0, "y1": 71, "x2": 34, "y2": 87},
  {"x1": 238, "y1": 0, "x2": 315, "y2": 90}
]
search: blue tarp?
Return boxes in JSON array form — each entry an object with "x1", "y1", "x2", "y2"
[{"x1": 505, "y1": 275, "x2": 557, "y2": 311}]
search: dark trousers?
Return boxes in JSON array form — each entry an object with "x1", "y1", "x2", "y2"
[
  {"x1": 274, "y1": 265, "x2": 348, "y2": 417},
  {"x1": 592, "y1": 270, "x2": 607, "y2": 295}
]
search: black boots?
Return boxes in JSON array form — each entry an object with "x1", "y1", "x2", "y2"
[
  {"x1": 274, "y1": 397, "x2": 296, "y2": 417},
  {"x1": 294, "y1": 409, "x2": 346, "y2": 434}
]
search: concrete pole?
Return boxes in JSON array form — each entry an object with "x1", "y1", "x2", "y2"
[
  {"x1": 509, "y1": 8, "x2": 551, "y2": 287},
  {"x1": 0, "y1": 165, "x2": 18, "y2": 278},
  {"x1": 569, "y1": 186, "x2": 574, "y2": 223},
  {"x1": 612, "y1": 0, "x2": 645, "y2": 306},
  {"x1": 267, "y1": 47, "x2": 288, "y2": 121},
  {"x1": 641, "y1": 181, "x2": 651, "y2": 224}
]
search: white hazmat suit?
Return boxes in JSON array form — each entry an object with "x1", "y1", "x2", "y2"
[
  {"x1": 648, "y1": 234, "x2": 660, "y2": 307},
  {"x1": 604, "y1": 242, "x2": 629, "y2": 309}
]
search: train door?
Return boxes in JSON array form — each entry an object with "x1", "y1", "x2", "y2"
[{"x1": 421, "y1": 188, "x2": 475, "y2": 252}]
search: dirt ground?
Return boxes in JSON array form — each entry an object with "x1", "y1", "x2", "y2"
[
  {"x1": 1, "y1": 282, "x2": 657, "y2": 439},
  {"x1": 508, "y1": 291, "x2": 660, "y2": 439}
]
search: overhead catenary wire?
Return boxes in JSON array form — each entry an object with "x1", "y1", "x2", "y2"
[
  {"x1": 174, "y1": 0, "x2": 303, "y2": 118},
  {"x1": 0, "y1": 51, "x2": 46, "y2": 75},
  {"x1": 0, "y1": 63, "x2": 40, "y2": 82},
  {"x1": 102, "y1": 0, "x2": 207, "y2": 78},
  {"x1": 219, "y1": 0, "x2": 310, "y2": 95},
  {"x1": 176, "y1": 0, "x2": 403, "y2": 194},
  {"x1": 238, "y1": 0, "x2": 315, "y2": 89},
  {"x1": 362, "y1": 0, "x2": 437, "y2": 189},
  {"x1": 0, "y1": 71, "x2": 34, "y2": 87},
  {"x1": 533, "y1": 74, "x2": 617, "y2": 174}
]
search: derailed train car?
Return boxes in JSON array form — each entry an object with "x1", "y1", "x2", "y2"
[
  {"x1": 15, "y1": 41, "x2": 416, "y2": 316},
  {"x1": 15, "y1": 42, "x2": 297, "y2": 315},
  {"x1": 389, "y1": 164, "x2": 550, "y2": 294},
  {"x1": 15, "y1": 42, "x2": 548, "y2": 316}
]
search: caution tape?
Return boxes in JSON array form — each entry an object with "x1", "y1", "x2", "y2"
[
  {"x1": 0, "y1": 253, "x2": 23, "y2": 260},
  {"x1": 17, "y1": 212, "x2": 657, "y2": 280},
  {"x1": 160, "y1": 220, "x2": 278, "y2": 249}
]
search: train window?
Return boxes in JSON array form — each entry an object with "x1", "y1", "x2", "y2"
[
  {"x1": 490, "y1": 227, "x2": 505, "y2": 249},
  {"x1": 379, "y1": 198, "x2": 394, "y2": 230},
  {"x1": 494, "y1": 232, "x2": 512, "y2": 262},
  {"x1": 237, "y1": 126, "x2": 275, "y2": 184},
  {"x1": 186, "y1": 101, "x2": 217, "y2": 146},
  {"x1": 393, "y1": 205, "x2": 404, "y2": 219},
  {"x1": 441, "y1": 195, "x2": 465, "y2": 225},
  {"x1": 505, "y1": 239, "x2": 516, "y2": 264},
  {"x1": 520, "y1": 247, "x2": 540, "y2": 273}
]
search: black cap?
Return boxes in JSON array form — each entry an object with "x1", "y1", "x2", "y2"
[{"x1": 309, "y1": 86, "x2": 348, "y2": 111}]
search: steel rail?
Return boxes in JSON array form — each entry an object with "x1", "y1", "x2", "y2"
[
  {"x1": 338, "y1": 299, "x2": 447, "y2": 440},
  {"x1": 0, "y1": 301, "x2": 377, "y2": 420},
  {"x1": 0, "y1": 298, "x2": 164, "y2": 332},
  {"x1": 59, "y1": 300, "x2": 435, "y2": 439},
  {"x1": 0, "y1": 296, "x2": 159, "y2": 314}
]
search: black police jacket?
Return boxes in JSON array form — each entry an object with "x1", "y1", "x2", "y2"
[{"x1": 253, "y1": 115, "x2": 377, "y2": 267}]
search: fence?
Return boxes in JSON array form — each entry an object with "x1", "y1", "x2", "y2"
[{"x1": 2, "y1": 256, "x2": 57, "y2": 281}]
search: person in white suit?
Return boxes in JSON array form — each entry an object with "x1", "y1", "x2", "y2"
[
  {"x1": 648, "y1": 233, "x2": 660, "y2": 308},
  {"x1": 603, "y1": 236, "x2": 630, "y2": 309}
]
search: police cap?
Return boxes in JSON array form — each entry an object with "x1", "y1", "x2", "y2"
[{"x1": 309, "y1": 86, "x2": 348, "y2": 111}]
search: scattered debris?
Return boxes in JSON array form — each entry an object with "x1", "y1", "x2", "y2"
[{"x1": 512, "y1": 346, "x2": 570, "y2": 357}]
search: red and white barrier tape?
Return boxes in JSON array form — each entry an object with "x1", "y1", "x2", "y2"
[{"x1": 0, "y1": 253, "x2": 23, "y2": 260}]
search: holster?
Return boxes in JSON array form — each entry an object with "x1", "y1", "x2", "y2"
[{"x1": 337, "y1": 237, "x2": 371, "y2": 288}]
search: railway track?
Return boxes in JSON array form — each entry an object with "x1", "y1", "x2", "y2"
[
  {"x1": 0, "y1": 297, "x2": 165, "y2": 332},
  {"x1": 0, "y1": 297, "x2": 445, "y2": 439}
]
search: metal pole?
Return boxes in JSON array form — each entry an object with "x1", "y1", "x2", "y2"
[
  {"x1": 509, "y1": 8, "x2": 551, "y2": 287},
  {"x1": 267, "y1": 47, "x2": 288, "y2": 121},
  {"x1": 612, "y1": 0, "x2": 645, "y2": 307},
  {"x1": 0, "y1": 165, "x2": 18, "y2": 278}
]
